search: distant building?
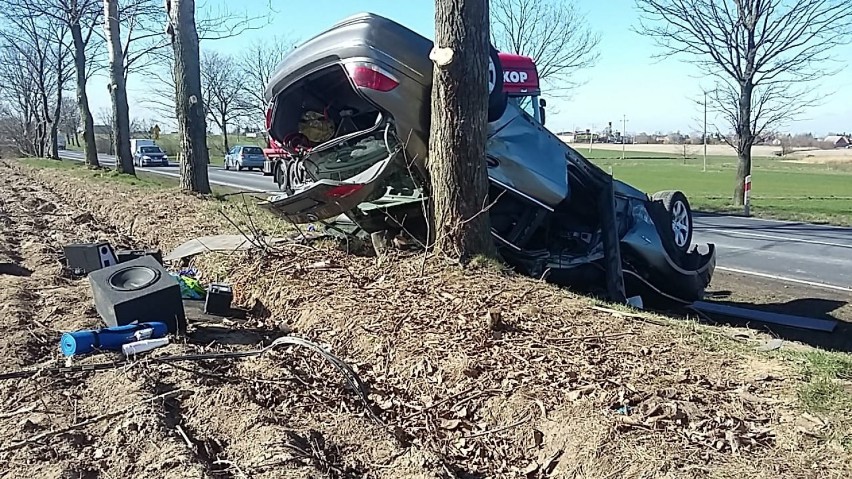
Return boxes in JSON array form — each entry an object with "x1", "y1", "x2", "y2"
[{"x1": 823, "y1": 135, "x2": 850, "y2": 148}]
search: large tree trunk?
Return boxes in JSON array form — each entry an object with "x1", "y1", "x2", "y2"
[
  {"x1": 38, "y1": 82, "x2": 53, "y2": 159},
  {"x1": 222, "y1": 114, "x2": 229, "y2": 152},
  {"x1": 70, "y1": 22, "x2": 100, "y2": 168},
  {"x1": 428, "y1": 0, "x2": 496, "y2": 262},
  {"x1": 49, "y1": 87, "x2": 62, "y2": 160},
  {"x1": 104, "y1": 0, "x2": 135, "y2": 175},
  {"x1": 167, "y1": 0, "x2": 211, "y2": 194},
  {"x1": 733, "y1": 82, "x2": 754, "y2": 208}
]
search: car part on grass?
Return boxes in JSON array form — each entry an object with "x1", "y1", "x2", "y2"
[
  {"x1": 163, "y1": 234, "x2": 295, "y2": 262},
  {"x1": 691, "y1": 301, "x2": 838, "y2": 332}
]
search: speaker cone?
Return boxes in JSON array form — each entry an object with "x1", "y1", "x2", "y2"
[{"x1": 108, "y1": 266, "x2": 161, "y2": 291}]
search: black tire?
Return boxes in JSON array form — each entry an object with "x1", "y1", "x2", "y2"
[
  {"x1": 274, "y1": 161, "x2": 287, "y2": 191},
  {"x1": 237, "y1": 163, "x2": 244, "y2": 171},
  {"x1": 653, "y1": 190, "x2": 693, "y2": 252},
  {"x1": 487, "y1": 46, "x2": 507, "y2": 123}
]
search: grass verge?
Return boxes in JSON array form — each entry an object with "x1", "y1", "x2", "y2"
[
  {"x1": 587, "y1": 150, "x2": 852, "y2": 226},
  {"x1": 20, "y1": 158, "x2": 178, "y2": 189},
  {"x1": 18, "y1": 157, "x2": 294, "y2": 238}
]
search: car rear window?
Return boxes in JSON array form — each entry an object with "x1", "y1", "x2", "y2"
[{"x1": 243, "y1": 147, "x2": 263, "y2": 155}]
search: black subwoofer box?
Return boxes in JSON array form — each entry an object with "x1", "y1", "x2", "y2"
[{"x1": 88, "y1": 255, "x2": 186, "y2": 334}]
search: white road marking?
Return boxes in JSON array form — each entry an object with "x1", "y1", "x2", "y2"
[
  {"x1": 697, "y1": 214, "x2": 852, "y2": 230},
  {"x1": 715, "y1": 266, "x2": 852, "y2": 293},
  {"x1": 701, "y1": 228, "x2": 852, "y2": 249}
]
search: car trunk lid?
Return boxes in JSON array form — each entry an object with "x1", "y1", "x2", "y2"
[{"x1": 259, "y1": 116, "x2": 404, "y2": 224}]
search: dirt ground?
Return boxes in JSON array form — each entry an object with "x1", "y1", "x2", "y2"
[{"x1": 0, "y1": 159, "x2": 850, "y2": 478}]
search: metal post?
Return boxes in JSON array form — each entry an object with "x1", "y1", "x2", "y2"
[
  {"x1": 744, "y1": 174, "x2": 751, "y2": 217},
  {"x1": 703, "y1": 91, "x2": 707, "y2": 172},
  {"x1": 599, "y1": 176, "x2": 626, "y2": 303},
  {"x1": 622, "y1": 114, "x2": 626, "y2": 160},
  {"x1": 589, "y1": 124, "x2": 594, "y2": 154}
]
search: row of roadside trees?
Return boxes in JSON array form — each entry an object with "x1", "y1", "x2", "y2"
[{"x1": 0, "y1": 0, "x2": 849, "y2": 260}]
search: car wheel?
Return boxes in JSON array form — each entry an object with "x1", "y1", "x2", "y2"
[
  {"x1": 274, "y1": 161, "x2": 288, "y2": 191},
  {"x1": 237, "y1": 162, "x2": 244, "y2": 171},
  {"x1": 225, "y1": 159, "x2": 230, "y2": 170},
  {"x1": 653, "y1": 190, "x2": 693, "y2": 251},
  {"x1": 487, "y1": 45, "x2": 507, "y2": 123}
]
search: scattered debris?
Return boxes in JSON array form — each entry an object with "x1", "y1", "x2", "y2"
[
  {"x1": 163, "y1": 234, "x2": 304, "y2": 261},
  {"x1": 692, "y1": 301, "x2": 838, "y2": 332}
]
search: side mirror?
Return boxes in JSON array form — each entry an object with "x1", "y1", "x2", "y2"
[{"x1": 539, "y1": 98, "x2": 547, "y2": 126}]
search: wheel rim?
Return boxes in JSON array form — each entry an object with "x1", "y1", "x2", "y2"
[
  {"x1": 671, "y1": 200, "x2": 690, "y2": 248},
  {"x1": 487, "y1": 56, "x2": 496, "y2": 94}
]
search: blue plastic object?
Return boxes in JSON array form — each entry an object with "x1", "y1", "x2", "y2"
[{"x1": 60, "y1": 322, "x2": 169, "y2": 357}]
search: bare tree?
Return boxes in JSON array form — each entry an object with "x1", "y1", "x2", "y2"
[
  {"x1": 491, "y1": 0, "x2": 600, "y2": 92},
  {"x1": 166, "y1": 0, "x2": 210, "y2": 193},
  {"x1": 635, "y1": 0, "x2": 852, "y2": 208},
  {"x1": 104, "y1": 0, "x2": 135, "y2": 174},
  {"x1": 59, "y1": 96, "x2": 81, "y2": 147},
  {"x1": 97, "y1": 106, "x2": 115, "y2": 155},
  {"x1": 201, "y1": 50, "x2": 250, "y2": 152},
  {"x1": 429, "y1": 0, "x2": 496, "y2": 261},
  {"x1": 239, "y1": 35, "x2": 296, "y2": 124},
  {"x1": 0, "y1": 3, "x2": 75, "y2": 159},
  {"x1": 142, "y1": 5, "x2": 270, "y2": 130},
  {"x1": 9, "y1": 0, "x2": 104, "y2": 167},
  {"x1": 0, "y1": 44, "x2": 40, "y2": 155}
]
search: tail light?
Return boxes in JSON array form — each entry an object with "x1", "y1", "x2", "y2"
[
  {"x1": 326, "y1": 183, "x2": 365, "y2": 198},
  {"x1": 265, "y1": 103, "x2": 273, "y2": 131},
  {"x1": 344, "y1": 62, "x2": 399, "y2": 92}
]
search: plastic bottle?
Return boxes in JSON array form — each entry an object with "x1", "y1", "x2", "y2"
[{"x1": 122, "y1": 337, "x2": 170, "y2": 356}]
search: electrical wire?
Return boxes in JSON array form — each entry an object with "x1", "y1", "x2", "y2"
[{"x1": 0, "y1": 336, "x2": 383, "y2": 426}]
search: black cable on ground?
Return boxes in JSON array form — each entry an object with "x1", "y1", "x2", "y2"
[{"x1": 0, "y1": 336, "x2": 383, "y2": 426}]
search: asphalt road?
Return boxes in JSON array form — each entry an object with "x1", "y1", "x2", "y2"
[
  {"x1": 60, "y1": 150, "x2": 852, "y2": 293},
  {"x1": 60, "y1": 150, "x2": 275, "y2": 193}
]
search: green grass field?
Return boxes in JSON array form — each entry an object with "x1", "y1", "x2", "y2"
[{"x1": 583, "y1": 148, "x2": 852, "y2": 226}]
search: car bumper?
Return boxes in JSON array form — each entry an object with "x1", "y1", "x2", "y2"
[
  {"x1": 140, "y1": 159, "x2": 169, "y2": 166},
  {"x1": 240, "y1": 160, "x2": 265, "y2": 168}
]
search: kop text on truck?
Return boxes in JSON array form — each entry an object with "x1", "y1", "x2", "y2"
[{"x1": 259, "y1": 13, "x2": 715, "y2": 304}]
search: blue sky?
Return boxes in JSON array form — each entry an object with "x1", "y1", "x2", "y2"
[{"x1": 113, "y1": 0, "x2": 851, "y2": 136}]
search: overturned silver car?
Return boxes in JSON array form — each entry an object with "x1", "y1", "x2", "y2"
[{"x1": 260, "y1": 13, "x2": 716, "y2": 303}]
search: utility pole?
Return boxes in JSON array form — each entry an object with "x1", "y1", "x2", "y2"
[
  {"x1": 703, "y1": 90, "x2": 707, "y2": 172},
  {"x1": 589, "y1": 124, "x2": 594, "y2": 154},
  {"x1": 622, "y1": 114, "x2": 627, "y2": 160}
]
